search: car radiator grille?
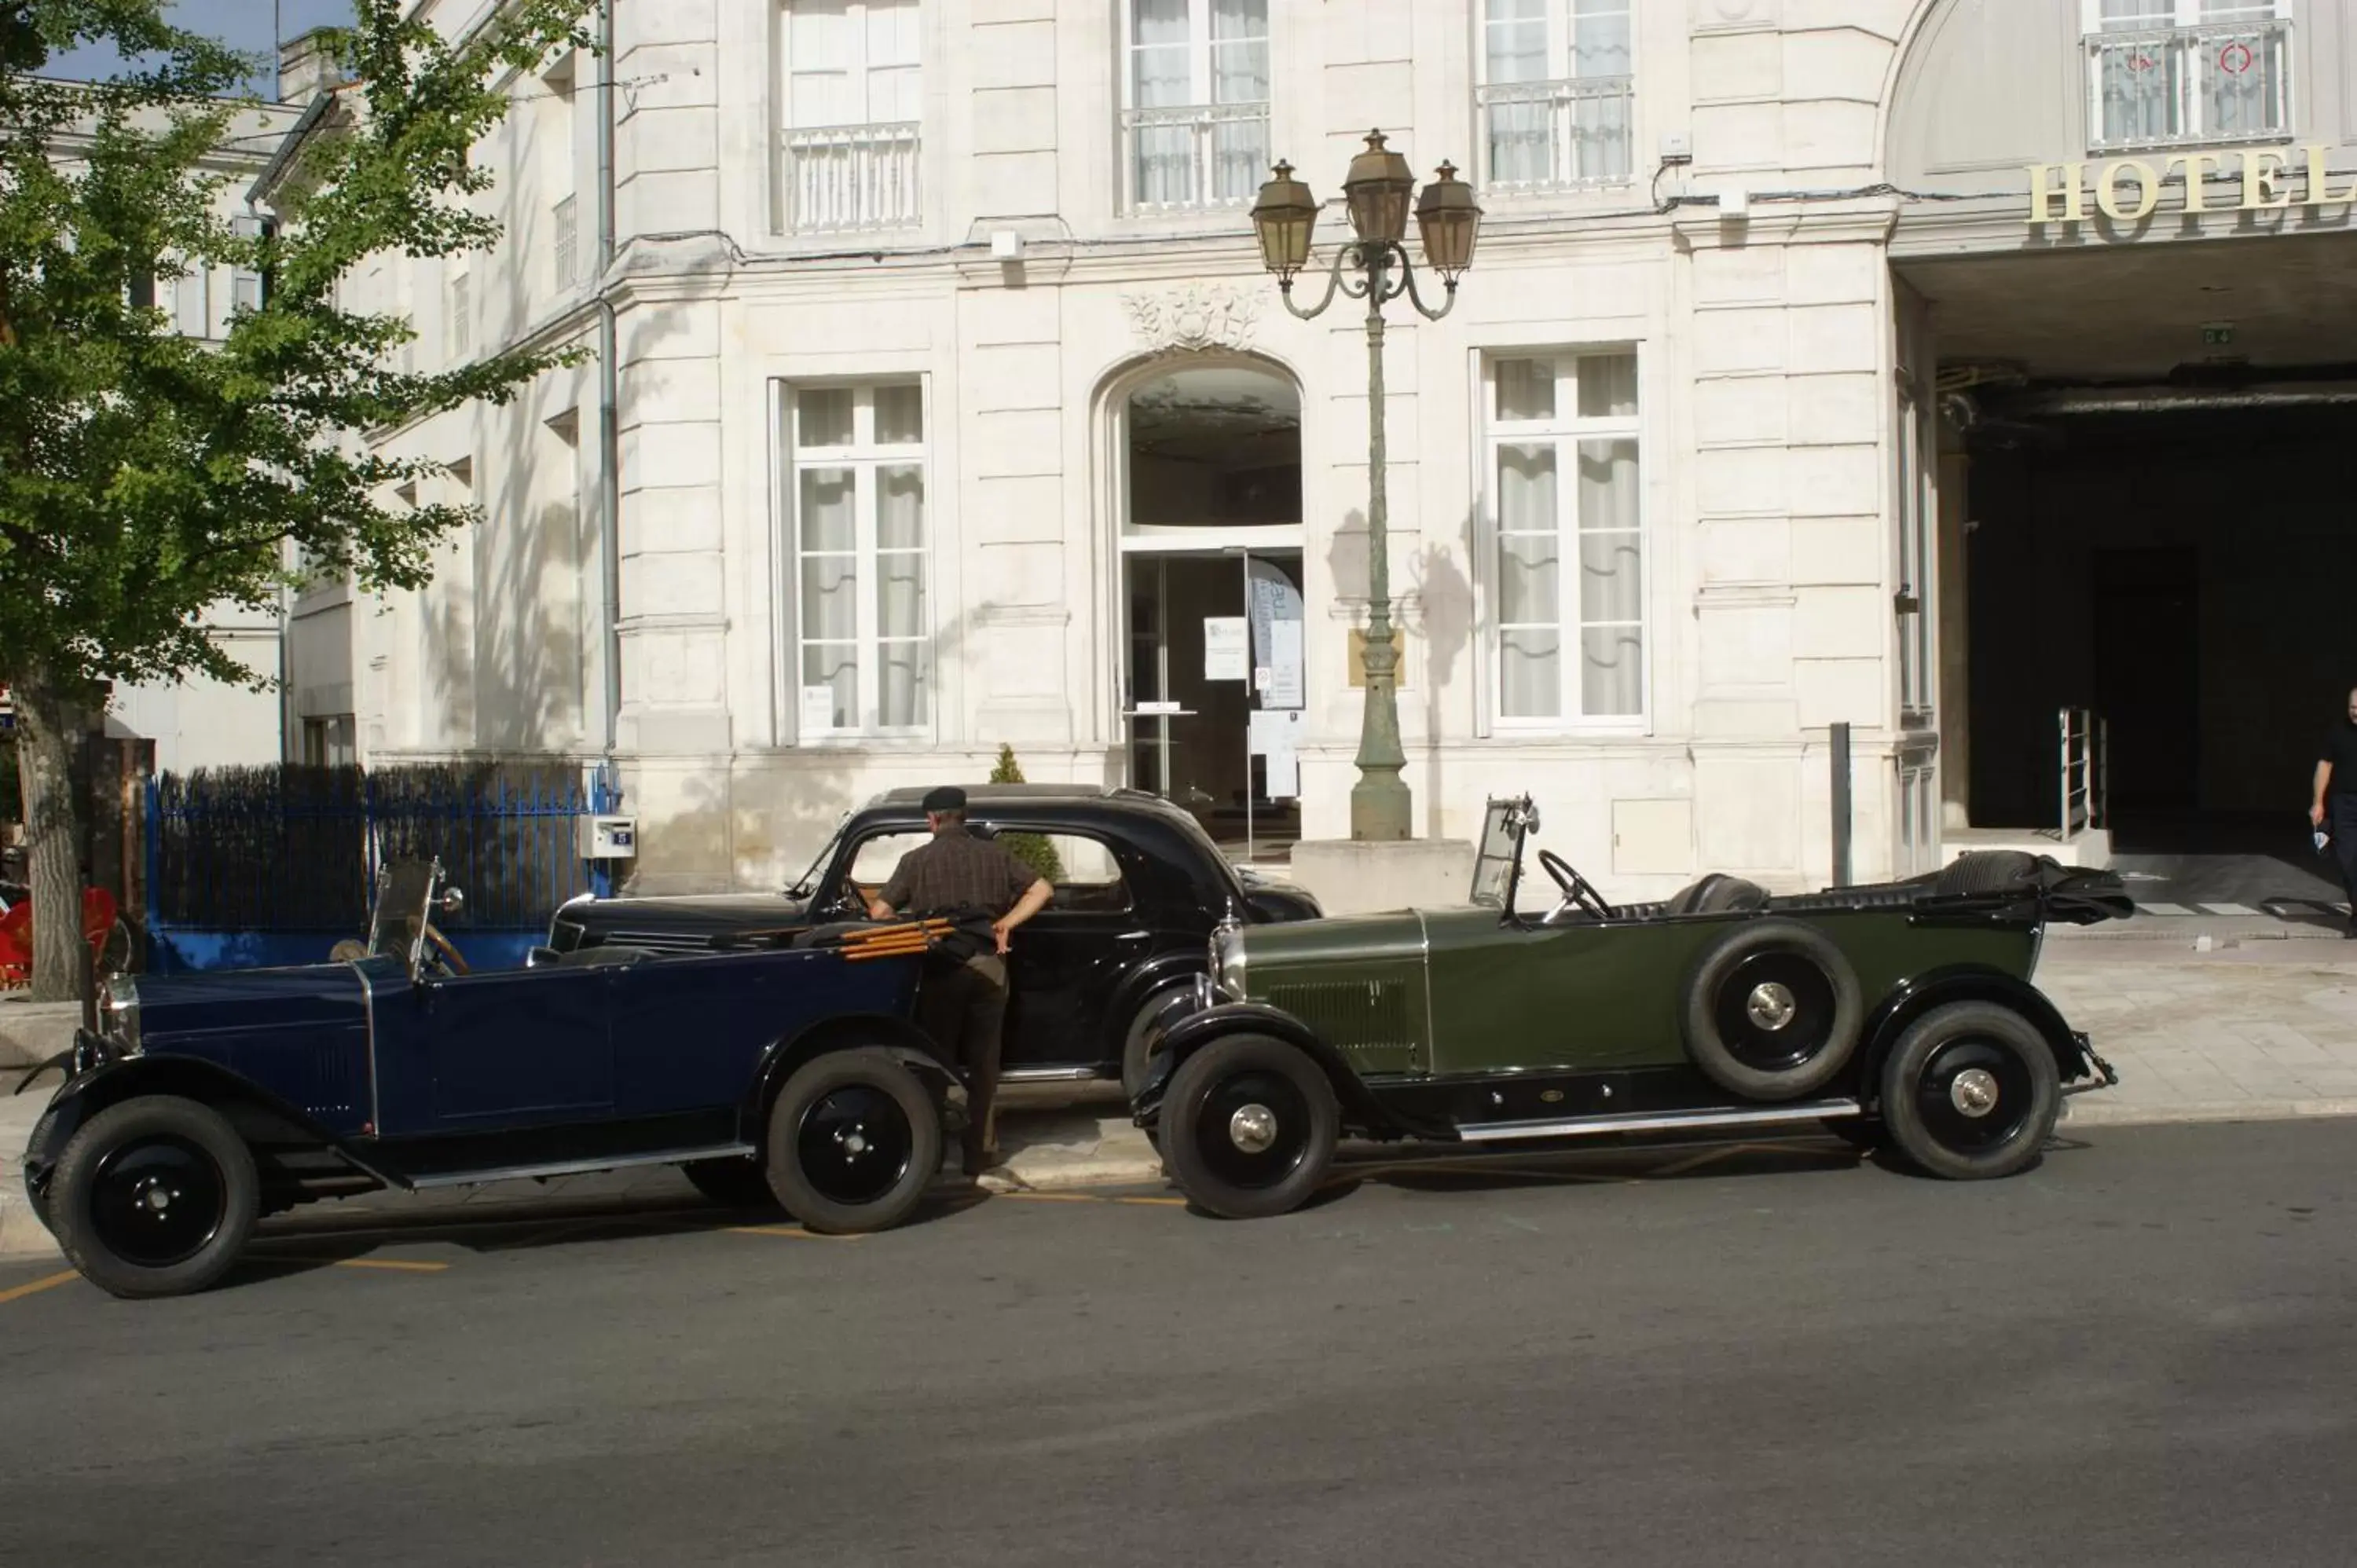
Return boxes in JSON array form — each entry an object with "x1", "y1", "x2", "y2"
[{"x1": 1266, "y1": 980, "x2": 1421, "y2": 1073}]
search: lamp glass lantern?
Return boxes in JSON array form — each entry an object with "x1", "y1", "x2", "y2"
[
  {"x1": 1249, "y1": 159, "x2": 1319, "y2": 280},
  {"x1": 1340, "y1": 129, "x2": 1414, "y2": 244},
  {"x1": 1414, "y1": 161, "x2": 1483, "y2": 282}
]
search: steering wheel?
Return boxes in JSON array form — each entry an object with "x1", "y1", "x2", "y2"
[
  {"x1": 422, "y1": 922, "x2": 471, "y2": 977},
  {"x1": 1537, "y1": 849, "x2": 1615, "y2": 924}
]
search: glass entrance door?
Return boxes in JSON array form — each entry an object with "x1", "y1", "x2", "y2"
[{"x1": 1124, "y1": 550, "x2": 1303, "y2": 857}]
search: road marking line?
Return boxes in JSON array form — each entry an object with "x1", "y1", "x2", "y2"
[
  {"x1": 2137, "y1": 903, "x2": 2194, "y2": 917},
  {"x1": 727, "y1": 1224, "x2": 862, "y2": 1241},
  {"x1": 992, "y1": 1191, "x2": 1102, "y2": 1203},
  {"x1": 2195, "y1": 903, "x2": 2259, "y2": 917},
  {"x1": 331, "y1": 1257, "x2": 449, "y2": 1273},
  {"x1": 1112, "y1": 1196, "x2": 1187, "y2": 1207},
  {"x1": 0, "y1": 1269, "x2": 79, "y2": 1305}
]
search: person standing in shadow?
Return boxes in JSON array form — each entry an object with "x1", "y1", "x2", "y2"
[{"x1": 2308, "y1": 686, "x2": 2357, "y2": 937}]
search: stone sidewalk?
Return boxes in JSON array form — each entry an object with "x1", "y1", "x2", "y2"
[{"x1": 11, "y1": 943, "x2": 2357, "y2": 1263}]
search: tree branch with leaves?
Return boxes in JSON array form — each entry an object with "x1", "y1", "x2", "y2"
[{"x1": 0, "y1": 0, "x2": 594, "y2": 1001}]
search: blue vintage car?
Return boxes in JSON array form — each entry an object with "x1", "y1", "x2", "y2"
[{"x1": 20, "y1": 859, "x2": 959, "y2": 1298}]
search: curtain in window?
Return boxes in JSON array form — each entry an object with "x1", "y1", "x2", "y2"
[
  {"x1": 1497, "y1": 442, "x2": 1561, "y2": 720},
  {"x1": 1569, "y1": 0, "x2": 1631, "y2": 180},
  {"x1": 1208, "y1": 0, "x2": 1269, "y2": 202},
  {"x1": 1483, "y1": 0, "x2": 1549, "y2": 187},
  {"x1": 1577, "y1": 438, "x2": 1641, "y2": 717},
  {"x1": 799, "y1": 467, "x2": 859, "y2": 728},
  {"x1": 2198, "y1": 0, "x2": 2282, "y2": 140},
  {"x1": 1132, "y1": 0, "x2": 1193, "y2": 205},
  {"x1": 875, "y1": 464, "x2": 926, "y2": 727}
]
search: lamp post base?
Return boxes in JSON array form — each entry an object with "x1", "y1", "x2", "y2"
[{"x1": 1348, "y1": 770, "x2": 1413, "y2": 843}]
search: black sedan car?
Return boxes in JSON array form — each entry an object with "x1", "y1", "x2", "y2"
[{"x1": 548, "y1": 785, "x2": 1324, "y2": 1094}]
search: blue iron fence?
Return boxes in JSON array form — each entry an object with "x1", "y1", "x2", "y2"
[{"x1": 145, "y1": 761, "x2": 621, "y2": 973}]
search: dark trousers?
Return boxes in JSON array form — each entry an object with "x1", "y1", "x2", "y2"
[
  {"x1": 2330, "y1": 797, "x2": 2357, "y2": 918},
  {"x1": 918, "y1": 954, "x2": 1010, "y2": 1160}
]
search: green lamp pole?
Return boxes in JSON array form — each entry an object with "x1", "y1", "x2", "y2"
[{"x1": 1250, "y1": 131, "x2": 1483, "y2": 841}]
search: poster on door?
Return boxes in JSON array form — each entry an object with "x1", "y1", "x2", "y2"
[
  {"x1": 1248, "y1": 709, "x2": 1304, "y2": 800},
  {"x1": 1247, "y1": 558, "x2": 1305, "y2": 710}
]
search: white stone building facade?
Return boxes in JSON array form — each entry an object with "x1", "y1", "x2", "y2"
[{"x1": 279, "y1": 0, "x2": 2357, "y2": 896}]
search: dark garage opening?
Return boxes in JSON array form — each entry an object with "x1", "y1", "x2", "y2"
[{"x1": 1963, "y1": 401, "x2": 2357, "y2": 856}]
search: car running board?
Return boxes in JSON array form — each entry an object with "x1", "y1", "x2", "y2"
[
  {"x1": 404, "y1": 1143, "x2": 759, "y2": 1190},
  {"x1": 1454, "y1": 1098, "x2": 1860, "y2": 1145}
]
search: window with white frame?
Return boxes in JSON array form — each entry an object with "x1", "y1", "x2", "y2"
[
  {"x1": 1486, "y1": 350, "x2": 1643, "y2": 724},
  {"x1": 1124, "y1": 0, "x2": 1270, "y2": 213},
  {"x1": 446, "y1": 269, "x2": 471, "y2": 360},
  {"x1": 2083, "y1": 0, "x2": 2291, "y2": 151},
  {"x1": 788, "y1": 381, "x2": 930, "y2": 735},
  {"x1": 1478, "y1": 0, "x2": 1633, "y2": 192},
  {"x1": 778, "y1": 0, "x2": 922, "y2": 233}
]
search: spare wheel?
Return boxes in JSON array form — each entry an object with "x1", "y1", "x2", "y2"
[{"x1": 1680, "y1": 918, "x2": 1864, "y2": 1101}]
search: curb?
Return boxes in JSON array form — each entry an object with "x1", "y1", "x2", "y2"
[
  {"x1": 2061, "y1": 1097, "x2": 2357, "y2": 1127},
  {"x1": 980, "y1": 1154, "x2": 1166, "y2": 1194},
  {"x1": 0, "y1": 1190, "x2": 60, "y2": 1263}
]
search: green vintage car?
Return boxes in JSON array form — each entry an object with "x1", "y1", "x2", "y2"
[{"x1": 1132, "y1": 797, "x2": 2132, "y2": 1218}]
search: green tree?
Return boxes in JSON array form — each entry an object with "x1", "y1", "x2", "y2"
[
  {"x1": 0, "y1": 0, "x2": 592, "y2": 1000},
  {"x1": 988, "y1": 743, "x2": 1064, "y2": 885}
]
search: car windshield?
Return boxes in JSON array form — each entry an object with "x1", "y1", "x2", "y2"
[
  {"x1": 367, "y1": 861, "x2": 436, "y2": 963},
  {"x1": 783, "y1": 818, "x2": 849, "y2": 897}
]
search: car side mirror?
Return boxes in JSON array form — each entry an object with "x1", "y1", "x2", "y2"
[{"x1": 434, "y1": 886, "x2": 466, "y2": 920}]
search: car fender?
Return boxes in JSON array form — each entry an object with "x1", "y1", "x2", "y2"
[
  {"x1": 1101, "y1": 951, "x2": 1211, "y2": 1057},
  {"x1": 749, "y1": 1012, "x2": 958, "y2": 1127},
  {"x1": 1132, "y1": 1001, "x2": 1433, "y2": 1138},
  {"x1": 1856, "y1": 965, "x2": 2093, "y2": 1107},
  {"x1": 20, "y1": 1049, "x2": 398, "y2": 1202}
]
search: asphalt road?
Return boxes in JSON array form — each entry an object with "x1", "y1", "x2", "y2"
[{"x1": 4, "y1": 1120, "x2": 2355, "y2": 1567}]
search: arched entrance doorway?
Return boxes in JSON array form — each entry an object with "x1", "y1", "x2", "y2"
[{"x1": 1113, "y1": 358, "x2": 1305, "y2": 858}]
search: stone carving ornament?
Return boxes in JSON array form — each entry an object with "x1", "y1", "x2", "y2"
[{"x1": 1123, "y1": 281, "x2": 1263, "y2": 354}]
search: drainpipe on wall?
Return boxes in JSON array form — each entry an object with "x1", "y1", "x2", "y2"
[{"x1": 595, "y1": 0, "x2": 621, "y2": 761}]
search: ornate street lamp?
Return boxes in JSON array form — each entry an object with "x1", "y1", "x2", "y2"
[{"x1": 1250, "y1": 130, "x2": 1482, "y2": 842}]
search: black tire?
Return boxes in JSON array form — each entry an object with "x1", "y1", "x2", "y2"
[
  {"x1": 1879, "y1": 1002, "x2": 2061, "y2": 1181},
  {"x1": 1160, "y1": 1034, "x2": 1338, "y2": 1220},
  {"x1": 24, "y1": 1103, "x2": 61, "y2": 1234},
  {"x1": 49, "y1": 1095, "x2": 258, "y2": 1299},
  {"x1": 1680, "y1": 918, "x2": 1865, "y2": 1101},
  {"x1": 765, "y1": 1050, "x2": 942, "y2": 1235},
  {"x1": 1120, "y1": 984, "x2": 1200, "y2": 1102},
  {"x1": 682, "y1": 1156, "x2": 780, "y2": 1211}
]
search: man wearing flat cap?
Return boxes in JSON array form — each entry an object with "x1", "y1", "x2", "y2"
[{"x1": 867, "y1": 786, "x2": 1053, "y2": 1174}]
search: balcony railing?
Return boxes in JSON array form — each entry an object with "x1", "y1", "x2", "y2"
[
  {"x1": 781, "y1": 121, "x2": 922, "y2": 234},
  {"x1": 1476, "y1": 75, "x2": 1634, "y2": 192},
  {"x1": 1122, "y1": 101, "x2": 1271, "y2": 213},
  {"x1": 2085, "y1": 19, "x2": 2290, "y2": 152}
]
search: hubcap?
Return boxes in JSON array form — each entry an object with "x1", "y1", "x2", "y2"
[
  {"x1": 1746, "y1": 982, "x2": 1798, "y2": 1031},
  {"x1": 1229, "y1": 1103, "x2": 1278, "y2": 1153},
  {"x1": 89, "y1": 1135, "x2": 227, "y2": 1270},
  {"x1": 1950, "y1": 1067, "x2": 2000, "y2": 1118},
  {"x1": 1191, "y1": 1069, "x2": 1313, "y2": 1191},
  {"x1": 796, "y1": 1085, "x2": 915, "y2": 1207}
]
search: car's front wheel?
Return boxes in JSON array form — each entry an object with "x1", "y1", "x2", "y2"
[
  {"x1": 766, "y1": 1050, "x2": 942, "y2": 1235},
  {"x1": 1879, "y1": 1002, "x2": 2061, "y2": 1180},
  {"x1": 1160, "y1": 1035, "x2": 1337, "y2": 1219},
  {"x1": 49, "y1": 1094, "x2": 258, "y2": 1299}
]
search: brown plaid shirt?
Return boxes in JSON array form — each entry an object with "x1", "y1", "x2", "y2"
[{"x1": 879, "y1": 829, "x2": 1043, "y2": 918}]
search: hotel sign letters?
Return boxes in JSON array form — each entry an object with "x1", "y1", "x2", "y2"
[{"x1": 2026, "y1": 145, "x2": 2350, "y2": 224}]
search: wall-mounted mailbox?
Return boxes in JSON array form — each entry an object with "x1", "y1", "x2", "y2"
[{"x1": 578, "y1": 815, "x2": 638, "y2": 859}]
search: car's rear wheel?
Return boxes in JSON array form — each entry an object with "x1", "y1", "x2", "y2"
[
  {"x1": 1160, "y1": 1035, "x2": 1337, "y2": 1219},
  {"x1": 766, "y1": 1050, "x2": 941, "y2": 1235},
  {"x1": 49, "y1": 1095, "x2": 258, "y2": 1299},
  {"x1": 1879, "y1": 1002, "x2": 2060, "y2": 1181},
  {"x1": 682, "y1": 1156, "x2": 779, "y2": 1211},
  {"x1": 1681, "y1": 919, "x2": 1865, "y2": 1101}
]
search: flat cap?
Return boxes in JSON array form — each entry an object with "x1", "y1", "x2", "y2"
[{"x1": 922, "y1": 785, "x2": 967, "y2": 814}]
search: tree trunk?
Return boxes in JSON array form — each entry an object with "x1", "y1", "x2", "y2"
[{"x1": 14, "y1": 665, "x2": 90, "y2": 1011}]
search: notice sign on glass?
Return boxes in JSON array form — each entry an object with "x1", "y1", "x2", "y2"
[{"x1": 1204, "y1": 617, "x2": 1250, "y2": 681}]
